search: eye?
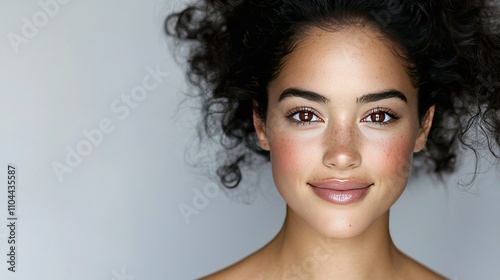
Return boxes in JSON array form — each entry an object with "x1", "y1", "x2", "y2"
[
  {"x1": 366, "y1": 112, "x2": 391, "y2": 122},
  {"x1": 287, "y1": 108, "x2": 323, "y2": 125},
  {"x1": 361, "y1": 108, "x2": 400, "y2": 125}
]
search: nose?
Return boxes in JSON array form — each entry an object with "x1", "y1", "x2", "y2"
[{"x1": 322, "y1": 124, "x2": 362, "y2": 170}]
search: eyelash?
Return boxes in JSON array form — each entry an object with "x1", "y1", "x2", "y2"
[
  {"x1": 361, "y1": 107, "x2": 400, "y2": 126},
  {"x1": 285, "y1": 107, "x2": 400, "y2": 126},
  {"x1": 286, "y1": 107, "x2": 323, "y2": 125}
]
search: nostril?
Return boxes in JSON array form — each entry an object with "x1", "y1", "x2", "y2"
[
  {"x1": 322, "y1": 125, "x2": 362, "y2": 169},
  {"x1": 322, "y1": 148, "x2": 362, "y2": 169}
]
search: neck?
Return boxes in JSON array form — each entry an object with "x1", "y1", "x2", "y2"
[{"x1": 262, "y1": 207, "x2": 402, "y2": 279}]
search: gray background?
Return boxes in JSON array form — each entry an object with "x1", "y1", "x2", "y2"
[{"x1": 0, "y1": 0, "x2": 499, "y2": 279}]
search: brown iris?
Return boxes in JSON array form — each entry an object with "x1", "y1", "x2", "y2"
[
  {"x1": 369, "y1": 112, "x2": 386, "y2": 122},
  {"x1": 299, "y1": 111, "x2": 314, "y2": 122}
]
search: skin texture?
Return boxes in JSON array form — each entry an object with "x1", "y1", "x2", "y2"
[{"x1": 203, "y1": 26, "x2": 443, "y2": 279}]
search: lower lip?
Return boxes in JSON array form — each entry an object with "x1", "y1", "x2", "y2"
[{"x1": 310, "y1": 185, "x2": 371, "y2": 205}]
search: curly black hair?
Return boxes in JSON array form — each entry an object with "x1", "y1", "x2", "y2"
[{"x1": 165, "y1": 0, "x2": 500, "y2": 188}]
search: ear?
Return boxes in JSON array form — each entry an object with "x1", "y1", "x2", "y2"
[
  {"x1": 253, "y1": 108, "x2": 270, "y2": 151},
  {"x1": 414, "y1": 105, "x2": 435, "y2": 153}
]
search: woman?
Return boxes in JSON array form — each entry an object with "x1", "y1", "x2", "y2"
[{"x1": 166, "y1": 0, "x2": 500, "y2": 279}]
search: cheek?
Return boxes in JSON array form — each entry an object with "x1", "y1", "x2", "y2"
[
  {"x1": 266, "y1": 128, "x2": 320, "y2": 184},
  {"x1": 367, "y1": 133, "x2": 416, "y2": 185},
  {"x1": 269, "y1": 134, "x2": 305, "y2": 176}
]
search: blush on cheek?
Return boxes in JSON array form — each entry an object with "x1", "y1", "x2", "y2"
[
  {"x1": 372, "y1": 137, "x2": 415, "y2": 186},
  {"x1": 270, "y1": 138, "x2": 303, "y2": 175},
  {"x1": 269, "y1": 130, "x2": 321, "y2": 184}
]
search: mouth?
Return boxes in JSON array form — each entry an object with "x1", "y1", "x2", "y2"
[{"x1": 308, "y1": 179, "x2": 372, "y2": 205}]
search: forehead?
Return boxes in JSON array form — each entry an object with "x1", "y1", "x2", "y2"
[{"x1": 269, "y1": 26, "x2": 416, "y2": 101}]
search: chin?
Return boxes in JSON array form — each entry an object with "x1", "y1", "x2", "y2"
[
  {"x1": 291, "y1": 204, "x2": 390, "y2": 240},
  {"x1": 314, "y1": 214, "x2": 377, "y2": 239}
]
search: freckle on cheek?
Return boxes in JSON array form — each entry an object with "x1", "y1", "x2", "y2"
[
  {"x1": 273, "y1": 141, "x2": 303, "y2": 174},
  {"x1": 378, "y1": 142, "x2": 412, "y2": 176}
]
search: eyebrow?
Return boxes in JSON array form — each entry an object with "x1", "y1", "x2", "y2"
[
  {"x1": 356, "y1": 90, "x2": 407, "y2": 104},
  {"x1": 278, "y1": 88, "x2": 330, "y2": 103},
  {"x1": 278, "y1": 88, "x2": 407, "y2": 104}
]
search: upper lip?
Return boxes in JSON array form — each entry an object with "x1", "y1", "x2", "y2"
[{"x1": 308, "y1": 179, "x2": 372, "y2": 191}]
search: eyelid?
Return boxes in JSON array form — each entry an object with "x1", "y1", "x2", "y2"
[
  {"x1": 286, "y1": 107, "x2": 324, "y2": 125},
  {"x1": 286, "y1": 106, "x2": 321, "y2": 116},
  {"x1": 361, "y1": 107, "x2": 400, "y2": 125}
]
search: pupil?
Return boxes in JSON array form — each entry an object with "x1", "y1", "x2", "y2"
[{"x1": 301, "y1": 112, "x2": 311, "y2": 121}]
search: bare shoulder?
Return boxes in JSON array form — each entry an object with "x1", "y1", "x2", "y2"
[
  {"x1": 199, "y1": 265, "x2": 240, "y2": 280},
  {"x1": 198, "y1": 251, "x2": 267, "y2": 280},
  {"x1": 200, "y1": 264, "x2": 256, "y2": 280},
  {"x1": 200, "y1": 262, "x2": 266, "y2": 280},
  {"x1": 399, "y1": 254, "x2": 447, "y2": 280}
]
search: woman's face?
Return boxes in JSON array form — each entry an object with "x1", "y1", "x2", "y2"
[{"x1": 254, "y1": 26, "x2": 434, "y2": 238}]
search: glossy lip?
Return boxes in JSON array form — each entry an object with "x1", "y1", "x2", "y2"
[{"x1": 308, "y1": 179, "x2": 372, "y2": 205}]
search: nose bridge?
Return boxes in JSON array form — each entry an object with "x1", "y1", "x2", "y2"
[{"x1": 323, "y1": 120, "x2": 362, "y2": 169}]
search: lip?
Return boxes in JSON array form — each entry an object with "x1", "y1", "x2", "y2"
[{"x1": 308, "y1": 179, "x2": 372, "y2": 205}]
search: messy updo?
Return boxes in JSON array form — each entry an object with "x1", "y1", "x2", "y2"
[{"x1": 166, "y1": 0, "x2": 500, "y2": 188}]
